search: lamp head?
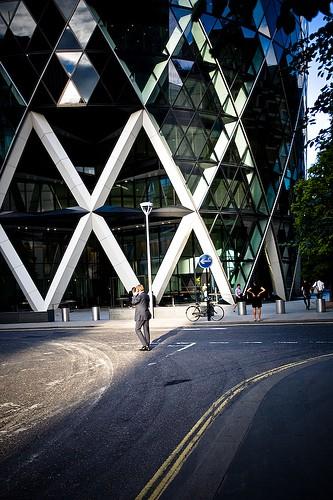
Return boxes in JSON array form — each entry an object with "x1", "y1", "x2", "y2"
[{"x1": 140, "y1": 201, "x2": 153, "y2": 215}]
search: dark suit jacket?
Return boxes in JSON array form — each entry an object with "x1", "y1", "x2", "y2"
[{"x1": 132, "y1": 292, "x2": 151, "y2": 321}]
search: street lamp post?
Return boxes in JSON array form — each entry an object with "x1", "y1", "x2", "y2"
[{"x1": 140, "y1": 201, "x2": 154, "y2": 318}]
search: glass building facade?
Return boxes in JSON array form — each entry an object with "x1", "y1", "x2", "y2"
[{"x1": 0, "y1": 0, "x2": 306, "y2": 311}]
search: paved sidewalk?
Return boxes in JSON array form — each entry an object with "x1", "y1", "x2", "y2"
[{"x1": 0, "y1": 299, "x2": 332, "y2": 331}]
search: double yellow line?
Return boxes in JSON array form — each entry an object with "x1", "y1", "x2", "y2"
[{"x1": 136, "y1": 352, "x2": 333, "y2": 500}]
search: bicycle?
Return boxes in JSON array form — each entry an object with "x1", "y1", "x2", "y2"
[{"x1": 185, "y1": 300, "x2": 224, "y2": 322}]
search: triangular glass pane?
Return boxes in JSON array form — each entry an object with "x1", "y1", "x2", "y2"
[
  {"x1": 252, "y1": 0, "x2": 264, "y2": 28},
  {"x1": 54, "y1": 0, "x2": 78, "y2": 19},
  {"x1": 186, "y1": 171, "x2": 202, "y2": 194},
  {"x1": 27, "y1": 26, "x2": 51, "y2": 53},
  {"x1": 209, "y1": 176, "x2": 229, "y2": 209},
  {"x1": 171, "y1": 5, "x2": 192, "y2": 32},
  {"x1": 259, "y1": 34, "x2": 270, "y2": 56},
  {"x1": 147, "y1": 81, "x2": 169, "y2": 106},
  {"x1": 175, "y1": 135, "x2": 195, "y2": 159},
  {"x1": 161, "y1": 111, "x2": 182, "y2": 155},
  {"x1": 28, "y1": 52, "x2": 50, "y2": 75},
  {"x1": 0, "y1": 1, "x2": 18, "y2": 24},
  {"x1": 89, "y1": 79, "x2": 113, "y2": 105},
  {"x1": 172, "y1": 58, "x2": 194, "y2": 80},
  {"x1": 58, "y1": 79, "x2": 83, "y2": 105},
  {"x1": 56, "y1": 51, "x2": 82, "y2": 75},
  {"x1": 100, "y1": 53, "x2": 142, "y2": 107},
  {"x1": 173, "y1": 32, "x2": 196, "y2": 60},
  {"x1": 169, "y1": 59, "x2": 183, "y2": 87},
  {"x1": 201, "y1": 83, "x2": 220, "y2": 115},
  {"x1": 69, "y1": 0, "x2": 97, "y2": 49},
  {"x1": 0, "y1": 16, "x2": 7, "y2": 37},
  {"x1": 241, "y1": 26, "x2": 256, "y2": 39},
  {"x1": 173, "y1": 87, "x2": 194, "y2": 109},
  {"x1": 72, "y1": 53, "x2": 99, "y2": 101},
  {"x1": 273, "y1": 42, "x2": 284, "y2": 64},
  {"x1": 200, "y1": 14, "x2": 218, "y2": 36},
  {"x1": 258, "y1": 17, "x2": 270, "y2": 37},
  {"x1": 107, "y1": 129, "x2": 172, "y2": 206},
  {"x1": 57, "y1": 26, "x2": 81, "y2": 50},
  {"x1": 30, "y1": 81, "x2": 56, "y2": 106},
  {"x1": 201, "y1": 188, "x2": 219, "y2": 210},
  {"x1": 266, "y1": 44, "x2": 278, "y2": 67},
  {"x1": 10, "y1": 2, "x2": 36, "y2": 38}
]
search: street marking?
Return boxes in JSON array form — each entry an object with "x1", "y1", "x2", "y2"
[
  {"x1": 240, "y1": 341, "x2": 263, "y2": 344},
  {"x1": 209, "y1": 341, "x2": 230, "y2": 344},
  {"x1": 274, "y1": 341, "x2": 298, "y2": 344},
  {"x1": 166, "y1": 342, "x2": 196, "y2": 357},
  {"x1": 182, "y1": 327, "x2": 227, "y2": 331},
  {"x1": 136, "y1": 352, "x2": 333, "y2": 500}
]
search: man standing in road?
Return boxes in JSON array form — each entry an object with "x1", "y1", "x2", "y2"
[{"x1": 132, "y1": 284, "x2": 151, "y2": 351}]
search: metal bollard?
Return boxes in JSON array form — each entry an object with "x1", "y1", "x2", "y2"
[
  {"x1": 316, "y1": 298, "x2": 326, "y2": 313},
  {"x1": 47, "y1": 309, "x2": 55, "y2": 322},
  {"x1": 238, "y1": 301, "x2": 247, "y2": 315},
  {"x1": 275, "y1": 299, "x2": 285, "y2": 314},
  {"x1": 61, "y1": 307, "x2": 70, "y2": 322},
  {"x1": 92, "y1": 306, "x2": 100, "y2": 320}
]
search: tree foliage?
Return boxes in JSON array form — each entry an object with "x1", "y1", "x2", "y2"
[
  {"x1": 291, "y1": 143, "x2": 333, "y2": 282},
  {"x1": 292, "y1": 16, "x2": 333, "y2": 149}
]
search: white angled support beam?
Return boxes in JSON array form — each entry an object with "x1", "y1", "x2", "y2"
[
  {"x1": 45, "y1": 214, "x2": 93, "y2": 309},
  {"x1": 153, "y1": 215, "x2": 194, "y2": 303},
  {"x1": 192, "y1": 213, "x2": 234, "y2": 304},
  {"x1": 264, "y1": 225, "x2": 286, "y2": 300},
  {"x1": 91, "y1": 111, "x2": 144, "y2": 210},
  {"x1": 0, "y1": 114, "x2": 32, "y2": 209},
  {"x1": 31, "y1": 112, "x2": 91, "y2": 210},
  {"x1": 0, "y1": 224, "x2": 45, "y2": 311},
  {"x1": 143, "y1": 111, "x2": 196, "y2": 211},
  {"x1": 92, "y1": 214, "x2": 138, "y2": 291}
]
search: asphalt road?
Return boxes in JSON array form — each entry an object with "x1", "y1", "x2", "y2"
[{"x1": 1, "y1": 322, "x2": 333, "y2": 499}]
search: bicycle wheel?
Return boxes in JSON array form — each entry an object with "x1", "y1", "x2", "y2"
[
  {"x1": 211, "y1": 304, "x2": 224, "y2": 321},
  {"x1": 186, "y1": 305, "x2": 200, "y2": 322}
]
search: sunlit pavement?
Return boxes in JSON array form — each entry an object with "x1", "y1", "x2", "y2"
[{"x1": 0, "y1": 299, "x2": 332, "y2": 332}]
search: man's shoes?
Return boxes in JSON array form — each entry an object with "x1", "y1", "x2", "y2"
[{"x1": 139, "y1": 345, "x2": 151, "y2": 351}]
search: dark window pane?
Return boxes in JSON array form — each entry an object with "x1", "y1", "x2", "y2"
[
  {"x1": 42, "y1": 54, "x2": 67, "y2": 102},
  {"x1": 39, "y1": 2, "x2": 65, "y2": 46}
]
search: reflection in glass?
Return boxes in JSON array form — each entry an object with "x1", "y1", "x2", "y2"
[
  {"x1": 69, "y1": 0, "x2": 96, "y2": 49},
  {"x1": 57, "y1": 51, "x2": 82, "y2": 75},
  {"x1": 0, "y1": 16, "x2": 7, "y2": 37},
  {"x1": 72, "y1": 53, "x2": 99, "y2": 101},
  {"x1": 0, "y1": 1, "x2": 18, "y2": 25},
  {"x1": 54, "y1": 0, "x2": 78, "y2": 19},
  {"x1": 57, "y1": 27, "x2": 81, "y2": 50},
  {"x1": 10, "y1": 2, "x2": 36, "y2": 38},
  {"x1": 58, "y1": 79, "x2": 82, "y2": 104}
]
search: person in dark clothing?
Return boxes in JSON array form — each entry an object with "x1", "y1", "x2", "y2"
[
  {"x1": 132, "y1": 284, "x2": 151, "y2": 351},
  {"x1": 246, "y1": 281, "x2": 266, "y2": 321},
  {"x1": 301, "y1": 280, "x2": 312, "y2": 310}
]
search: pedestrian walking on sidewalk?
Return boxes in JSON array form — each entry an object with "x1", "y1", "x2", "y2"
[
  {"x1": 301, "y1": 280, "x2": 311, "y2": 310},
  {"x1": 246, "y1": 281, "x2": 266, "y2": 321},
  {"x1": 132, "y1": 284, "x2": 151, "y2": 351}
]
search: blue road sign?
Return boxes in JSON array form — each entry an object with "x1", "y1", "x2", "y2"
[{"x1": 198, "y1": 254, "x2": 213, "y2": 269}]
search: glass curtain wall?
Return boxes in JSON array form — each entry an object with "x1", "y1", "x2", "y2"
[{"x1": 0, "y1": 0, "x2": 305, "y2": 310}]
